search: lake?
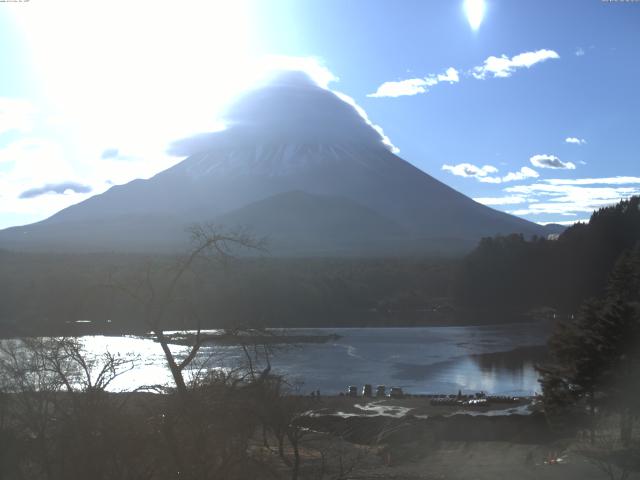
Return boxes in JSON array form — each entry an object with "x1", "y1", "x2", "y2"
[{"x1": 82, "y1": 322, "x2": 550, "y2": 395}]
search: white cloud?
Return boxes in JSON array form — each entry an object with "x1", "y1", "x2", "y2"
[
  {"x1": 367, "y1": 78, "x2": 429, "y2": 98},
  {"x1": 437, "y1": 67, "x2": 460, "y2": 83},
  {"x1": 370, "y1": 48, "x2": 559, "y2": 99},
  {"x1": 367, "y1": 49, "x2": 560, "y2": 98},
  {"x1": 442, "y1": 163, "x2": 538, "y2": 184},
  {"x1": 575, "y1": 48, "x2": 585, "y2": 57},
  {"x1": 505, "y1": 183, "x2": 640, "y2": 216},
  {"x1": 478, "y1": 176, "x2": 503, "y2": 184},
  {"x1": 530, "y1": 154, "x2": 576, "y2": 170},
  {"x1": 565, "y1": 137, "x2": 586, "y2": 145},
  {"x1": 472, "y1": 49, "x2": 560, "y2": 79},
  {"x1": 442, "y1": 162, "x2": 498, "y2": 179},
  {"x1": 481, "y1": 176, "x2": 640, "y2": 222},
  {"x1": 502, "y1": 166, "x2": 539, "y2": 182},
  {"x1": 368, "y1": 67, "x2": 459, "y2": 98},
  {"x1": 473, "y1": 195, "x2": 527, "y2": 206},
  {"x1": 0, "y1": 98, "x2": 34, "y2": 135}
]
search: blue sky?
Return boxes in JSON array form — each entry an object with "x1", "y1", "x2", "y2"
[{"x1": 1, "y1": 0, "x2": 639, "y2": 228}]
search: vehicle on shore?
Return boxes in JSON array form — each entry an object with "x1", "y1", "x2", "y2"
[{"x1": 389, "y1": 387, "x2": 404, "y2": 398}]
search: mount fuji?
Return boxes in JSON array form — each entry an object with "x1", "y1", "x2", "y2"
[{"x1": 0, "y1": 72, "x2": 549, "y2": 255}]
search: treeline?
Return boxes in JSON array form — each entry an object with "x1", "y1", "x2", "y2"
[
  {"x1": 0, "y1": 250, "x2": 457, "y2": 336},
  {"x1": 454, "y1": 196, "x2": 640, "y2": 314},
  {"x1": 7, "y1": 197, "x2": 638, "y2": 334}
]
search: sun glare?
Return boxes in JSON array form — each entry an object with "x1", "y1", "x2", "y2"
[
  {"x1": 11, "y1": 0, "x2": 257, "y2": 155},
  {"x1": 464, "y1": 0, "x2": 486, "y2": 31}
]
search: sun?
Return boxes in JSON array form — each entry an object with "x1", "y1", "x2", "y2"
[{"x1": 464, "y1": 0, "x2": 486, "y2": 31}]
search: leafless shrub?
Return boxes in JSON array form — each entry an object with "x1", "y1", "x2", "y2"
[{"x1": 0, "y1": 337, "x2": 150, "y2": 480}]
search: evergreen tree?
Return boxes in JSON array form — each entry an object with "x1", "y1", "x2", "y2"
[{"x1": 538, "y1": 243, "x2": 640, "y2": 443}]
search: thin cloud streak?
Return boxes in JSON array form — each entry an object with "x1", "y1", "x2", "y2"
[
  {"x1": 368, "y1": 67, "x2": 459, "y2": 98},
  {"x1": 471, "y1": 49, "x2": 560, "y2": 79},
  {"x1": 473, "y1": 195, "x2": 527, "y2": 206},
  {"x1": 19, "y1": 182, "x2": 92, "y2": 199},
  {"x1": 502, "y1": 166, "x2": 539, "y2": 182}
]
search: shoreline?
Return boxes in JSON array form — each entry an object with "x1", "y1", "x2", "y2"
[
  {"x1": 0, "y1": 310, "x2": 552, "y2": 339},
  {"x1": 0, "y1": 318, "x2": 551, "y2": 341},
  {"x1": 153, "y1": 331, "x2": 342, "y2": 346}
]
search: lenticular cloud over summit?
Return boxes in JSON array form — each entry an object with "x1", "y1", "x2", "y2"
[{"x1": 169, "y1": 71, "x2": 394, "y2": 157}]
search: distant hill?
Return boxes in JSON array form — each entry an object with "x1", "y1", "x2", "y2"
[
  {"x1": 0, "y1": 71, "x2": 548, "y2": 255},
  {"x1": 216, "y1": 190, "x2": 410, "y2": 256}
]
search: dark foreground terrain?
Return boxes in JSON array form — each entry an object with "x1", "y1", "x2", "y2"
[
  {"x1": 290, "y1": 396, "x2": 638, "y2": 479},
  {"x1": 3, "y1": 386, "x2": 636, "y2": 480}
]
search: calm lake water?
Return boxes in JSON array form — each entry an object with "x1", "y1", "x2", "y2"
[{"x1": 82, "y1": 323, "x2": 550, "y2": 396}]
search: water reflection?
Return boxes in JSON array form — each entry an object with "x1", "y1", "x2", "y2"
[
  {"x1": 467, "y1": 346, "x2": 547, "y2": 395},
  {"x1": 77, "y1": 324, "x2": 550, "y2": 395},
  {"x1": 391, "y1": 352, "x2": 543, "y2": 396}
]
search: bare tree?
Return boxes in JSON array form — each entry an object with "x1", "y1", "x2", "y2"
[
  {"x1": 103, "y1": 225, "x2": 274, "y2": 479},
  {"x1": 108, "y1": 224, "x2": 265, "y2": 396}
]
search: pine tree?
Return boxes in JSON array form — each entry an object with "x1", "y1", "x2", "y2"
[{"x1": 538, "y1": 243, "x2": 640, "y2": 443}]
